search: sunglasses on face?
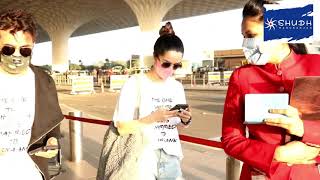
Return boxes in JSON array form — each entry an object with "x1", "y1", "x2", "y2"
[
  {"x1": 159, "y1": 59, "x2": 182, "y2": 70},
  {"x1": 1, "y1": 45, "x2": 32, "y2": 57}
]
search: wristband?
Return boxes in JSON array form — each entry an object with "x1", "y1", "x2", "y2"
[{"x1": 181, "y1": 117, "x2": 192, "y2": 126}]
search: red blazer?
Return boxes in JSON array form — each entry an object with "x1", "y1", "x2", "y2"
[{"x1": 222, "y1": 50, "x2": 320, "y2": 180}]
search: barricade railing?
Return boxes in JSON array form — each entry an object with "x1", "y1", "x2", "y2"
[
  {"x1": 64, "y1": 114, "x2": 240, "y2": 180},
  {"x1": 64, "y1": 114, "x2": 222, "y2": 148},
  {"x1": 54, "y1": 73, "x2": 230, "y2": 89}
]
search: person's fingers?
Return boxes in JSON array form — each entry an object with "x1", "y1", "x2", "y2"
[
  {"x1": 287, "y1": 106, "x2": 300, "y2": 117},
  {"x1": 35, "y1": 150, "x2": 58, "y2": 158},
  {"x1": 165, "y1": 110, "x2": 179, "y2": 118},
  {"x1": 264, "y1": 118, "x2": 283, "y2": 124},
  {"x1": 269, "y1": 106, "x2": 299, "y2": 117},
  {"x1": 265, "y1": 117, "x2": 293, "y2": 124},
  {"x1": 166, "y1": 110, "x2": 178, "y2": 114},
  {"x1": 264, "y1": 122, "x2": 289, "y2": 129},
  {"x1": 177, "y1": 112, "x2": 191, "y2": 120},
  {"x1": 180, "y1": 109, "x2": 191, "y2": 116},
  {"x1": 37, "y1": 150, "x2": 58, "y2": 155},
  {"x1": 157, "y1": 107, "x2": 167, "y2": 111},
  {"x1": 47, "y1": 137, "x2": 58, "y2": 146},
  {"x1": 264, "y1": 118, "x2": 291, "y2": 129},
  {"x1": 269, "y1": 109, "x2": 287, "y2": 115},
  {"x1": 306, "y1": 147, "x2": 320, "y2": 157},
  {"x1": 186, "y1": 106, "x2": 192, "y2": 112},
  {"x1": 178, "y1": 115, "x2": 190, "y2": 121},
  {"x1": 178, "y1": 110, "x2": 191, "y2": 120},
  {"x1": 270, "y1": 123, "x2": 290, "y2": 130},
  {"x1": 48, "y1": 149, "x2": 59, "y2": 154},
  {"x1": 158, "y1": 109, "x2": 192, "y2": 121},
  {"x1": 299, "y1": 159, "x2": 316, "y2": 165},
  {"x1": 285, "y1": 159, "x2": 316, "y2": 166}
]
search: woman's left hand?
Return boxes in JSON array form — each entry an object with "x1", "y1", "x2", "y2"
[
  {"x1": 264, "y1": 105, "x2": 304, "y2": 137},
  {"x1": 177, "y1": 107, "x2": 192, "y2": 125},
  {"x1": 274, "y1": 141, "x2": 319, "y2": 165},
  {"x1": 35, "y1": 137, "x2": 59, "y2": 159}
]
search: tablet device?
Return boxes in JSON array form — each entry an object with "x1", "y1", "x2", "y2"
[{"x1": 244, "y1": 93, "x2": 289, "y2": 124}]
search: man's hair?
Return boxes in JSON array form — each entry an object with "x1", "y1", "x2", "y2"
[{"x1": 0, "y1": 9, "x2": 37, "y2": 41}]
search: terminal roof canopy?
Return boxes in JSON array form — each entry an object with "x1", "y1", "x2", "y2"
[{"x1": 0, "y1": 0, "x2": 245, "y2": 43}]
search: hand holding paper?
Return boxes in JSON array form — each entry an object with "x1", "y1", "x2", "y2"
[{"x1": 265, "y1": 105, "x2": 304, "y2": 137}]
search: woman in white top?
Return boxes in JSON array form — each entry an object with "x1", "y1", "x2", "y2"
[{"x1": 113, "y1": 22, "x2": 192, "y2": 180}]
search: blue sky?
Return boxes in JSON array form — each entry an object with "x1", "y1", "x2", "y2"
[{"x1": 32, "y1": 8, "x2": 244, "y2": 66}]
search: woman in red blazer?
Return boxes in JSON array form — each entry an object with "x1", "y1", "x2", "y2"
[{"x1": 221, "y1": 0, "x2": 320, "y2": 179}]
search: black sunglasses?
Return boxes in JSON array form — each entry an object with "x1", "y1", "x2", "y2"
[
  {"x1": 160, "y1": 60, "x2": 182, "y2": 70},
  {"x1": 1, "y1": 45, "x2": 32, "y2": 57}
]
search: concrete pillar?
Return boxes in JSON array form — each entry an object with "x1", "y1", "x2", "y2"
[
  {"x1": 50, "y1": 31, "x2": 72, "y2": 73},
  {"x1": 36, "y1": 8, "x2": 94, "y2": 73},
  {"x1": 226, "y1": 156, "x2": 242, "y2": 180},
  {"x1": 125, "y1": 0, "x2": 182, "y2": 70},
  {"x1": 136, "y1": 31, "x2": 158, "y2": 69},
  {"x1": 125, "y1": 0, "x2": 182, "y2": 32}
]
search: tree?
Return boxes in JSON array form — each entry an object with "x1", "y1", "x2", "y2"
[
  {"x1": 102, "y1": 61, "x2": 114, "y2": 70},
  {"x1": 39, "y1": 65, "x2": 52, "y2": 74},
  {"x1": 40, "y1": 64, "x2": 52, "y2": 71},
  {"x1": 126, "y1": 60, "x2": 131, "y2": 69},
  {"x1": 69, "y1": 63, "x2": 81, "y2": 70},
  {"x1": 85, "y1": 65, "x2": 98, "y2": 72},
  {"x1": 77, "y1": 60, "x2": 86, "y2": 70},
  {"x1": 103, "y1": 59, "x2": 111, "y2": 70}
]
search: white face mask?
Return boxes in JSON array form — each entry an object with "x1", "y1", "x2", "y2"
[
  {"x1": 242, "y1": 38, "x2": 271, "y2": 65},
  {"x1": 0, "y1": 54, "x2": 30, "y2": 74}
]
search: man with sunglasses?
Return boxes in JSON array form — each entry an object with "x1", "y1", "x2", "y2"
[{"x1": 0, "y1": 9, "x2": 63, "y2": 180}]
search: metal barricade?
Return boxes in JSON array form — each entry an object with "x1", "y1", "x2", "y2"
[
  {"x1": 65, "y1": 113, "x2": 243, "y2": 179},
  {"x1": 68, "y1": 111, "x2": 83, "y2": 162}
]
